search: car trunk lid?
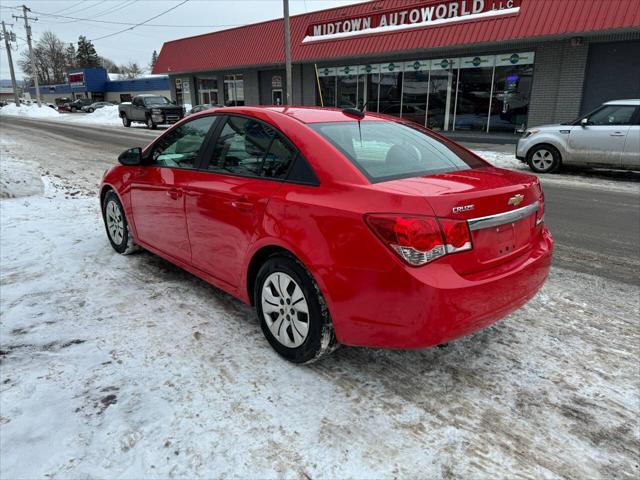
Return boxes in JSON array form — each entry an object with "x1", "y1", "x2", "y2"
[{"x1": 374, "y1": 166, "x2": 543, "y2": 272}]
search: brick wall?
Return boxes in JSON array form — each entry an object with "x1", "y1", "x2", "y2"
[{"x1": 528, "y1": 40, "x2": 589, "y2": 127}]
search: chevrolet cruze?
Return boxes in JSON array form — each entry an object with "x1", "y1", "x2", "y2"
[{"x1": 100, "y1": 106, "x2": 553, "y2": 363}]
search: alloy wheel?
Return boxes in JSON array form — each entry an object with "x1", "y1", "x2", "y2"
[
  {"x1": 261, "y1": 272, "x2": 310, "y2": 348},
  {"x1": 531, "y1": 149, "x2": 554, "y2": 171},
  {"x1": 105, "y1": 200, "x2": 124, "y2": 245}
]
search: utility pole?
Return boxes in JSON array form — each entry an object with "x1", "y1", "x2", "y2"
[
  {"x1": 283, "y1": 0, "x2": 293, "y2": 105},
  {"x1": 13, "y1": 5, "x2": 41, "y2": 107},
  {"x1": 1, "y1": 21, "x2": 20, "y2": 105}
]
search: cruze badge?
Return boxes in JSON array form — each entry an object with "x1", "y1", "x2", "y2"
[
  {"x1": 508, "y1": 194, "x2": 525, "y2": 207},
  {"x1": 452, "y1": 204, "x2": 474, "y2": 214}
]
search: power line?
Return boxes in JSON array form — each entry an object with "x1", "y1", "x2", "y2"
[
  {"x1": 53, "y1": 0, "x2": 137, "y2": 25},
  {"x1": 28, "y1": 8, "x2": 239, "y2": 28},
  {"x1": 47, "y1": 1, "x2": 91, "y2": 16},
  {"x1": 89, "y1": 0, "x2": 191, "y2": 41}
]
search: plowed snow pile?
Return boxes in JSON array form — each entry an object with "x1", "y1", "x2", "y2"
[{"x1": 0, "y1": 103, "x2": 59, "y2": 118}]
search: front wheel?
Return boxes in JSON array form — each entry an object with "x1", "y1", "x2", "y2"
[
  {"x1": 255, "y1": 256, "x2": 337, "y2": 363},
  {"x1": 102, "y1": 191, "x2": 139, "y2": 255},
  {"x1": 70, "y1": 107, "x2": 77, "y2": 112},
  {"x1": 146, "y1": 116, "x2": 157, "y2": 130},
  {"x1": 88, "y1": 108, "x2": 94, "y2": 113},
  {"x1": 527, "y1": 145, "x2": 561, "y2": 173},
  {"x1": 121, "y1": 115, "x2": 131, "y2": 127}
]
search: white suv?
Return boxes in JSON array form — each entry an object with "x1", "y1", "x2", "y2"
[{"x1": 516, "y1": 99, "x2": 640, "y2": 173}]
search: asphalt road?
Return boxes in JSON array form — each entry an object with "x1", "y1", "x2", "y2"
[{"x1": 4, "y1": 116, "x2": 640, "y2": 285}]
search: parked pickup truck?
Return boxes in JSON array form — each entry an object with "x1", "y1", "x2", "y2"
[{"x1": 118, "y1": 95, "x2": 184, "y2": 129}]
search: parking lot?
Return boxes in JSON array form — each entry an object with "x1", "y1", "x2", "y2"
[{"x1": 1, "y1": 116, "x2": 638, "y2": 478}]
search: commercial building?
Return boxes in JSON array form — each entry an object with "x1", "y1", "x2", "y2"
[
  {"x1": 27, "y1": 67, "x2": 171, "y2": 104},
  {"x1": 153, "y1": 0, "x2": 640, "y2": 136}
]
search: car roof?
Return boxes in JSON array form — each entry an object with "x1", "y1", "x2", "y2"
[
  {"x1": 603, "y1": 99, "x2": 640, "y2": 106},
  {"x1": 203, "y1": 105, "x2": 388, "y2": 124}
]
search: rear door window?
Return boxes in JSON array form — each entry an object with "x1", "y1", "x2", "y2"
[
  {"x1": 208, "y1": 116, "x2": 273, "y2": 176},
  {"x1": 587, "y1": 105, "x2": 636, "y2": 126},
  {"x1": 310, "y1": 120, "x2": 486, "y2": 182},
  {"x1": 206, "y1": 116, "x2": 308, "y2": 182}
]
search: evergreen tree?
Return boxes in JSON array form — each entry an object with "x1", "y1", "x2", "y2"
[
  {"x1": 150, "y1": 50, "x2": 158, "y2": 71},
  {"x1": 75, "y1": 36, "x2": 100, "y2": 67},
  {"x1": 65, "y1": 43, "x2": 76, "y2": 67}
]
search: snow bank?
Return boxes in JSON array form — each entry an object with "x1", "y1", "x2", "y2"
[
  {"x1": 0, "y1": 139, "x2": 43, "y2": 198},
  {"x1": 67, "y1": 105, "x2": 121, "y2": 126},
  {"x1": 0, "y1": 102, "x2": 60, "y2": 118}
]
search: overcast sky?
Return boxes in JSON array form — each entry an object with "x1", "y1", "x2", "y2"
[{"x1": 0, "y1": 0, "x2": 364, "y2": 80}]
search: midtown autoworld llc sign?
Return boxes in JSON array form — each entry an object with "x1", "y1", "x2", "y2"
[{"x1": 304, "y1": 0, "x2": 521, "y2": 42}]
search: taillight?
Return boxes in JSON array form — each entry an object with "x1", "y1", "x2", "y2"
[
  {"x1": 536, "y1": 193, "x2": 545, "y2": 225},
  {"x1": 365, "y1": 214, "x2": 472, "y2": 266}
]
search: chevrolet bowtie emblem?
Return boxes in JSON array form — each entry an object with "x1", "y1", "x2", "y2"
[{"x1": 508, "y1": 194, "x2": 524, "y2": 207}]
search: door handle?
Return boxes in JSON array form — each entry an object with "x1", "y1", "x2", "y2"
[
  {"x1": 610, "y1": 132, "x2": 626, "y2": 137},
  {"x1": 167, "y1": 188, "x2": 183, "y2": 200},
  {"x1": 229, "y1": 196, "x2": 254, "y2": 211},
  {"x1": 231, "y1": 201, "x2": 254, "y2": 211}
]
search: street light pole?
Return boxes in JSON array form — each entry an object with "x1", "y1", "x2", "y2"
[
  {"x1": 283, "y1": 0, "x2": 293, "y2": 105},
  {"x1": 1, "y1": 21, "x2": 20, "y2": 105}
]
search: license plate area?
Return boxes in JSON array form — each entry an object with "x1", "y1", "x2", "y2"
[{"x1": 472, "y1": 216, "x2": 534, "y2": 263}]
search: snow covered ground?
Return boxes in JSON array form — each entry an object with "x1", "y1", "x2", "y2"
[{"x1": 1, "y1": 125, "x2": 639, "y2": 478}]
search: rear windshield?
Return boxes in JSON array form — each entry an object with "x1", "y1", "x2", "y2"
[
  {"x1": 310, "y1": 120, "x2": 486, "y2": 182},
  {"x1": 144, "y1": 97, "x2": 171, "y2": 106}
]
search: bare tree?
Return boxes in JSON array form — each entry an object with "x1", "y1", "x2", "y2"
[
  {"x1": 18, "y1": 31, "x2": 67, "y2": 85},
  {"x1": 120, "y1": 61, "x2": 144, "y2": 79}
]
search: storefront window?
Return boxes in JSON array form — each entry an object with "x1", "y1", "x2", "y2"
[
  {"x1": 402, "y1": 62, "x2": 430, "y2": 126},
  {"x1": 337, "y1": 68, "x2": 359, "y2": 108},
  {"x1": 377, "y1": 64, "x2": 403, "y2": 117},
  {"x1": 224, "y1": 74, "x2": 244, "y2": 106},
  {"x1": 454, "y1": 56, "x2": 495, "y2": 132},
  {"x1": 317, "y1": 52, "x2": 534, "y2": 134},
  {"x1": 427, "y1": 59, "x2": 457, "y2": 131},
  {"x1": 363, "y1": 73, "x2": 381, "y2": 112},
  {"x1": 198, "y1": 77, "x2": 218, "y2": 105},
  {"x1": 490, "y1": 64, "x2": 533, "y2": 133}
]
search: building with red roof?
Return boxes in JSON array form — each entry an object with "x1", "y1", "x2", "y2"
[{"x1": 154, "y1": 0, "x2": 640, "y2": 135}]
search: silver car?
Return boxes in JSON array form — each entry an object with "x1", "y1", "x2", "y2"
[{"x1": 517, "y1": 99, "x2": 640, "y2": 173}]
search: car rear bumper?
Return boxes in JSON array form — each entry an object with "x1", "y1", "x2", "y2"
[{"x1": 330, "y1": 227, "x2": 553, "y2": 349}]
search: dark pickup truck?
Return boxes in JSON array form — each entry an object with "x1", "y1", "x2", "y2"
[{"x1": 118, "y1": 95, "x2": 184, "y2": 129}]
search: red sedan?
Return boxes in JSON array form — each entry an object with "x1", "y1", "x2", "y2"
[{"x1": 100, "y1": 106, "x2": 553, "y2": 363}]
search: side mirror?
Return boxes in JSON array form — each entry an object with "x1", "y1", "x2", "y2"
[
  {"x1": 580, "y1": 118, "x2": 589, "y2": 127},
  {"x1": 118, "y1": 147, "x2": 142, "y2": 166}
]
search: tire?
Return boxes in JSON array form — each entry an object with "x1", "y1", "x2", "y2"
[
  {"x1": 88, "y1": 108, "x2": 94, "y2": 113},
  {"x1": 102, "y1": 191, "x2": 139, "y2": 255},
  {"x1": 70, "y1": 107, "x2": 77, "y2": 112},
  {"x1": 146, "y1": 116, "x2": 157, "y2": 130},
  {"x1": 121, "y1": 115, "x2": 131, "y2": 128},
  {"x1": 255, "y1": 255, "x2": 338, "y2": 364},
  {"x1": 527, "y1": 144, "x2": 561, "y2": 173}
]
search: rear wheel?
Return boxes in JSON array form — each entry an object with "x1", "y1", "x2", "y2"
[
  {"x1": 102, "y1": 191, "x2": 139, "y2": 255},
  {"x1": 255, "y1": 256, "x2": 337, "y2": 363},
  {"x1": 146, "y1": 116, "x2": 157, "y2": 130},
  {"x1": 70, "y1": 106, "x2": 77, "y2": 113},
  {"x1": 121, "y1": 115, "x2": 131, "y2": 128},
  {"x1": 527, "y1": 145, "x2": 561, "y2": 173}
]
